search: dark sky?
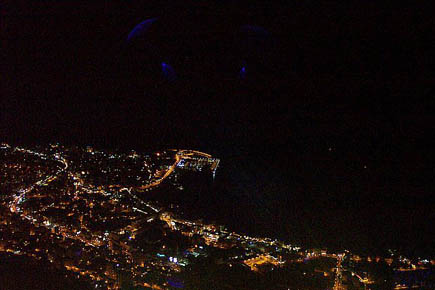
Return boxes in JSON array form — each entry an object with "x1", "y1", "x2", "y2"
[{"x1": 2, "y1": 2, "x2": 434, "y2": 255}]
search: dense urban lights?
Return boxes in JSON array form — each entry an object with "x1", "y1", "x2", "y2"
[{"x1": 0, "y1": 143, "x2": 433, "y2": 289}]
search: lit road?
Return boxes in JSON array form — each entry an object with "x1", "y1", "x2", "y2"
[
  {"x1": 137, "y1": 150, "x2": 212, "y2": 190},
  {"x1": 9, "y1": 148, "x2": 69, "y2": 214},
  {"x1": 3, "y1": 147, "x2": 145, "y2": 289},
  {"x1": 333, "y1": 254, "x2": 345, "y2": 290}
]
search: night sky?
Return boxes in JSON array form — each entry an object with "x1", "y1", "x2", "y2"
[{"x1": 2, "y1": 2, "x2": 434, "y2": 255}]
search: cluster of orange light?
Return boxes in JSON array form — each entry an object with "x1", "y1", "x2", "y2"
[{"x1": 243, "y1": 254, "x2": 281, "y2": 272}]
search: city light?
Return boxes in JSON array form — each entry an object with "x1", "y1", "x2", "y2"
[{"x1": 0, "y1": 143, "x2": 432, "y2": 290}]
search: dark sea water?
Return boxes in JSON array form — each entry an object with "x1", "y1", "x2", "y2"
[
  {"x1": 4, "y1": 124, "x2": 434, "y2": 258},
  {"x1": 151, "y1": 145, "x2": 433, "y2": 258},
  {"x1": 3, "y1": 1, "x2": 433, "y2": 260}
]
